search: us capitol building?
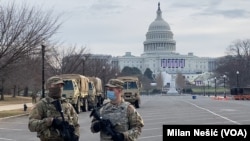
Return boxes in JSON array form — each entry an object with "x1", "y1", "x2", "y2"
[{"x1": 110, "y1": 3, "x2": 217, "y2": 82}]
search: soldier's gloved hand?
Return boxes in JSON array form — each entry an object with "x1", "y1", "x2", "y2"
[
  {"x1": 73, "y1": 134, "x2": 79, "y2": 141},
  {"x1": 102, "y1": 119, "x2": 113, "y2": 128},
  {"x1": 51, "y1": 118, "x2": 63, "y2": 129},
  {"x1": 92, "y1": 121, "x2": 102, "y2": 132},
  {"x1": 112, "y1": 132, "x2": 124, "y2": 141}
]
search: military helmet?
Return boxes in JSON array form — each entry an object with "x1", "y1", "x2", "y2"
[
  {"x1": 105, "y1": 79, "x2": 124, "y2": 89},
  {"x1": 47, "y1": 76, "x2": 64, "y2": 86}
]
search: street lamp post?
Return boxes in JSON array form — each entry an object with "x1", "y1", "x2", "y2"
[
  {"x1": 41, "y1": 43, "x2": 46, "y2": 98},
  {"x1": 0, "y1": 78, "x2": 4, "y2": 100},
  {"x1": 236, "y1": 71, "x2": 239, "y2": 93},
  {"x1": 214, "y1": 77, "x2": 217, "y2": 97},
  {"x1": 223, "y1": 75, "x2": 226, "y2": 98},
  {"x1": 203, "y1": 82, "x2": 205, "y2": 96},
  {"x1": 102, "y1": 66, "x2": 106, "y2": 99},
  {"x1": 207, "y1": 80, "x2": 210, "y2": 97}
]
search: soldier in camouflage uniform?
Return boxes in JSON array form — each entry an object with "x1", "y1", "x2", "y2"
[
  {"x1": 28, "y1": 77, "x2": 80, "y2": 141},
  {"x1": 90, "y1": 79, "x2": 144, "y2": 141}
]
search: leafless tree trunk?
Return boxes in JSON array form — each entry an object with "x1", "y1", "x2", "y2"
[
  {"x1": 141, "y1": 76, "x2": 152, "y2": 95},
  {"x1": 47, "y1": 44, "x2": 89, "y2": 75},
  {"x1": 175, "y1": 72, "x2": 185, "y2": 93},
  {"x1": 0, "y1": 2, "x2": 61, "y2": 71},
  {"x1": 0, "y1": 2, "x2": 61, "y2": 100},
  {"x1": 155, "y1": 72, "x2": 164, "y2": 92},
  {"x1": 216, "y1": 39, "x2": 250, "y2": 87}
]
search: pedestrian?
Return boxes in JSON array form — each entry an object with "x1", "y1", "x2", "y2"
[
  {"x1": 90, "y1": 79, "x2": 144, "y2": 141},
  {"x1": 28, "y1": 76, "x2": 80, "y2": 141}
]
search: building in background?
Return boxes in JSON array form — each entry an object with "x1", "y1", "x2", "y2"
[{"x1": 113, "y1": 2, "x2": 217, "y2": 83}]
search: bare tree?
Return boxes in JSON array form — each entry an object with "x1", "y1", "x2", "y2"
[
  {"x1": 141, "y1": 76, "x2": 152, "y2": 95},
  {"x1": 46, "y1": 44, "x2": 89, "y2": 75},
  {"x1": 86, "y1": 59, "x2": 106, "y2": 77},
  {"x1": 0, "y1": 2, "x2": 61, "y2": 100},
  {"x1": 226, "y1": 39, "x2": 250, "y2": 57},
  {"x1": 175, "y1": 72, "x2": 185, "y2": 92},
  {"x1": 0, "y1": 2, "x2": 61, "y2": 72},
  {"x1": 216, "y1": 39, "x2": 250, "y2": 87},
  {"x1": 155, "y1": 72, "x2": 164, "y2": 92}
]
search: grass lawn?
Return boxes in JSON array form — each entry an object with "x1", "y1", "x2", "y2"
[
  {"x1": 0, "y1": 95, "x2": 32, "y2": 118},
  {"x1": 191, "y1": 87, "x2": 230, "y2": 94},
  {"x1": 0, "y1": 95, "x2": 32, "y2": 106}
]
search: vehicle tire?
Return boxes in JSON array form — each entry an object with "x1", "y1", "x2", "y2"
[
  {"x1": 75, "y1": 99, "x2": 81, "y2": 114},
  {"x1": 135, "y1": 100, "x2": 140, "y2": 108},
  {"x1": 97, "y1": 96, "x2": 101, "y2": 107},
  {"x1": 82, "y1": 98, "x2": 88, "y2": 112},
  {"x1": 94, "y1": 96, "x2": 98, "y2": 108},
  {"x1": 77, "y1": 99, "x2": 81, "y2": 113},
  {"x1": 73, "y1": 104, "x2": 77, "y2": 114},
  {"x1": 88, "y1": 105, "x2": 92, "y2": 111}
]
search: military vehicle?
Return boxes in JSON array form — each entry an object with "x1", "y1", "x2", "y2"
[
  {"x1": 87, "y1": 77, "x2": 104, "y2": 107},
  {"x1": 48, "y1": 74, "x2": 90, "y2": 113},
  {"x1": 117, "y1": 76, "x2": 142, "y2": 108},
  {"x1": 86, "y1": 77, "x2": 96, "y2": 110}
]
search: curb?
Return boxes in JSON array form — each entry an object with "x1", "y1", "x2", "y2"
[{"x1": 0, "y1": 113, "x2": 29, "y2": 121}]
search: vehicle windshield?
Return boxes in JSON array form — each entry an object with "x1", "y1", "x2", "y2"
[
  {"x1": 88, "y1": 82, "x2": 93, "y2": 90},
  {"x1": 63, "y1": 80, "x2": 74, "y2": 90},
  {"x1": 123, "y1": 82, "x2": 138, "y2": 89}
]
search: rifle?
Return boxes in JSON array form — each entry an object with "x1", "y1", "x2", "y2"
[
  {"x1": 52, "y1": 100, "x2": 78, "y2": 141},
  {"x1": 90, "y1": 107, "x2": 123, "y2": 141}
]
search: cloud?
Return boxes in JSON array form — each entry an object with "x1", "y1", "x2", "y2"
[
  {"x1": 170, "y1": 0, "x2": 222, "y2": 10},
  {"x1": 200, "y1": 9, "x2": 250, "y2": 18},
  {"x1": 169, "y1": 0, "x2": 250, "y2": 18},
  {"x1": 3, "y1": 0, "x2": 250, "y2": 58}
]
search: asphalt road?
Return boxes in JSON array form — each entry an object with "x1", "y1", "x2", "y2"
[{"x1": 1, "y1": 94, "x2": 250, "y2": 141}]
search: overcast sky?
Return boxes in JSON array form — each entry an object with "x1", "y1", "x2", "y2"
[{"x1": 4, "y1": 0, "x2": 250, "y2": 57}]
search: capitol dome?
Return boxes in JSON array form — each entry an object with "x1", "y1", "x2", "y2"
[
  {"x1": 142, "y1": 2, "x2": 176, "y2": 55},
  {"x1": 148, "y1": 3, "x2": 171, "y2": 31},
  {"x1": 117, "y1": 2, "x2": 216, "y2": 80},
  {"x1": 148, "y1": 20, "x2": 171, "y2": 31}
]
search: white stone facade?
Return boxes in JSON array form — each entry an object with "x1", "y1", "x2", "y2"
[{"x1": 114, "y1": 2, "x2": 217, "y2": 77}]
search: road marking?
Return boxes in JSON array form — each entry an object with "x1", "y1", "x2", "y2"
[
  {"x1": 0, "y1": 128, "x2": 24, "y2": 131},
  {"x1": 0, "y1": 121, "x2": 28, "y2": 124},
  {"x1": 185, "y1": 101, "x2": 241, "y2": 125},
  {"x1": 0, "y1": 138, "x2": 15, "y2": 141},
  {"x1": 138, "y1": 135, "x2": 162, "y2": 140},
  {"x1": 142, "y1": 127, "x2": 161, "y2": 130}
]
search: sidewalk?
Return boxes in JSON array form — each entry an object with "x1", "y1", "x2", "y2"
[{"x1": 0, "y1": 103, "x2": 33, "y2": 112}]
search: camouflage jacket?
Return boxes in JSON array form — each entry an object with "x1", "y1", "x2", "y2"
[
  {"x1": 91, "y1": 99, "x2": 144, "y2": 141},
  {"x1": 28, "y1": 97, "x2": 80, "y2": 139}
]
